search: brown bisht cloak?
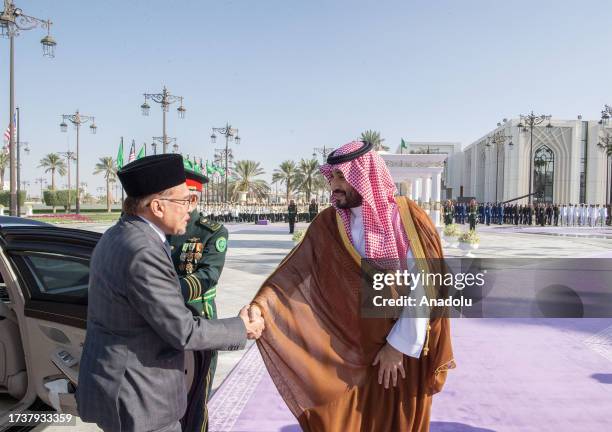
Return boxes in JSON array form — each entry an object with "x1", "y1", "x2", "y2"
[{"x1": 252, "y1": 197, "x2": 455, "y2": 432}]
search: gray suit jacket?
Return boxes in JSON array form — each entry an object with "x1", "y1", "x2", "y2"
[{"x1": 76, "y1": 215, "x2": 246, "y2": 432}]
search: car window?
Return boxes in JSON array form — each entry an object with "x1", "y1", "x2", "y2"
[{"x1": 22, "y1": 254, "x2": 89, "y2": 300}]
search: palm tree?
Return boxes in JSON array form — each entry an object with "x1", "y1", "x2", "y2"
[
  {"x1": 313, "y1": 171, "x2": 329, "y2": 202},
  {"x1": 0, "y1": 152, "x2": 8, "y2": 191},
  {"x1": 38, "y1": 153, "x2": 67, "y2": 190},
  {"x1": 93, "y1": 157, "x2": 117, "y2": 212},
  {"x1": 228, "y1": 160, "x2": 269, "y2": 202},
  {"x1": 272, "y1": 160, "x2": 299, "y2": 203},
  {"x1": 295, "y1": 158, "x2": 321, "y2": 202},
  {"x1": 360, "y1": 130, "x2": 389, "y2": 152}
]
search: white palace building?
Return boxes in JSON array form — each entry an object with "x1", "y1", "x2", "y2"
[{"x1": 381, "y1": 117, "x2": 612, "y2": 225}]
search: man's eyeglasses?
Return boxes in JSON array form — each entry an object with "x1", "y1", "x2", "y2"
[{"x1": 147, "y1": 195, "x2": 199, "y2": 208}]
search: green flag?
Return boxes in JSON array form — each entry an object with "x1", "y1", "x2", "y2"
[
  {"x1": 400, "y1": 138, "x2": 407, "y2": 153},
  {"x1": 183, "y1": 157, "x2": 194, "y2": 171},
  {"x1": 136, "y1": 144, "x2": 146, "y2": 159},
  {"x1": 206, "y1": 160, "x2": 214, "y2": 175},
  {"x1": 116, "y1": 138, "x2": 124, "y2": 169}
]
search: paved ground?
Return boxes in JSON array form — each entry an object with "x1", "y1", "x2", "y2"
[
  {"x1": 13, "y1": 219, "x2": 612, "y2": 431},
  {"x1": 207, "y1": 222, "x2": 612, "y2": 432}
]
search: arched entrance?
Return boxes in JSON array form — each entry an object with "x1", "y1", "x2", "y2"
[{"x1": 534, "y1": 145, "x2": 554, "y2": 203}]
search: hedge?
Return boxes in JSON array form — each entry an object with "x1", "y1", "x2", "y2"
[{"x1": 0, "y1": 191, "x2": 26, "y2": 207}]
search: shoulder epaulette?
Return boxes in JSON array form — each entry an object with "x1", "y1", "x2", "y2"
[{"x1": 197, "y1": 216, "x2": 222, "y2": 232}]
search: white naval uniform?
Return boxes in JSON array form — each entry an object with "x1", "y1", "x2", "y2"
[
  {"x1": 349, "y1": 206, "x2": 427, "y2": 358},
  {"x1": 590, "y1": 206, "x2": 597, "y2": 227},
  {"x1": 560, "y1": 206, "x2": 566, "y2": 226},
  {"x1": 599, "y1": 207, "x2": 608, "y2": 226},
  {"x1": 575, "y1": 206, "x2": 581, "y2": 226}
]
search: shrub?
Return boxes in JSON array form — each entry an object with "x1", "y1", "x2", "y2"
[
  {"x1": 43, "y1": 189, "x2": 77, "y2": 210},
  {"x1": 443, "y1": 224, "x2": 460, "y2": 237},
  {"x1": 0, "y1": 191, "x2": 26, "y2": 207},
  {"x1": 292, "y1": 229, "x2": 306, "y2": 243},
  {"x1": 458, "y1": 230, "x2": 480, "y2": 244}
]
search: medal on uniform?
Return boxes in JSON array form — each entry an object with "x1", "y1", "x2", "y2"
[
  {"x1": 187, "y1": 252, "x2": 194, "y2": 261},
  {"x1": 186, "y1": 263, "x2": 194, "y2": 274},
  {"x1": 194, "y1": 252, "x2": 202, "y2": 261}
]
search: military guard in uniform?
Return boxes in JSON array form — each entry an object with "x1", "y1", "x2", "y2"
[
  {"x1": 468, "y1": 198, "x2": 478, "y2": 231},
  {"x1": 288, "y1": 199, "x2": 297, "y2": 233},
  {"x1": 308, "y1": 198, "x2": 319, "y2": 222},
  {"x1": 443, "y1": 199, "x2": 454, "y2": 226},
  {"x1": 168, "y1": 159, "x2": 229, "y2": 432}
]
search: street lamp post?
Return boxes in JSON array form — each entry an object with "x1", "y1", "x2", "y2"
[
  {"x1": 34, "y1": 176, "x2": 46, "y2": 202},
  {"x1": 80, "y1": 182, "x2": 87, "y2": 199},
  {"x1": 597, "y1": 134, "x2": 612, "y2": 205},
  {"x1": 59, "y1": 110, "x2": 97, "y2": 214},
  {"x1": 113, "y1": 180, "x2": 119, "y2": 204},
  {"x1": 210, "y1": 123, "x2": 240, "y2": 202},
  {"x1": 213, "y1": 149, "x2": 229, "y2": 203},
  {"x1": 96, "y1": 186, "x2": 104, "y2": 204},
  {"x1": 15, "y1": 106, "x2": 29, "y2": 215},
  {"x1": 597, "y1": 107, "x2": 612, "y2": 206},
  {"x1": 152, "y1": 136, "x2": 177, "y2": 155},
  {"x1": 141, "y1": 87, "x2": 185, "y2": 154},
  {"x1": 16, "y1": 138, "x2": 28, "y2": 214},
  {"x1": 59, "y1": 151, "x2": 76, "y2": 212},
  {"x1": 20, "y1": 180, "x2": 28, "y2": 199},
  {"x1": 485, "y1": 124, "x2": 513, "y2": 202},
  {"x1": 313, "y1": 146, "x2": 332, "y2": 202},
  {"x1": 517, "y1": 111, "x2": 553, "y2": 204},
  {"x1": 1, "y1": 0, "x2": 56, "y2": 216},
  {"x1": 313, "y1": 146, "x2": 332, "y2": 162}
]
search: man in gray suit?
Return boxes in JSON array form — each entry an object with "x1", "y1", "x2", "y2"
[{"x1": 76, "y1": 154, "x2": 265, "y2": 432}]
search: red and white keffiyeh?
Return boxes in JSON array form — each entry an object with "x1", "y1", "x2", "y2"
[{"x1": 320, "y1": 141, "x2": 409, "y2": 263}]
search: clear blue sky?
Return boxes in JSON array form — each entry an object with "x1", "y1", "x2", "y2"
[{"x1": 2, "y1": 0, "x2": 612, "y2": 197}]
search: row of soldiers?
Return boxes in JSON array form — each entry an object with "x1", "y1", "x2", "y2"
[
  {"x1": 199, "y1": 200, "x2": 326, "y2": 225},
  {"x1": 443, "y1": 201, "x2": 612, "y2": 227}
]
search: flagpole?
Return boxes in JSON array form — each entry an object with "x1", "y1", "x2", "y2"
[
  {"x1": 16, "y1": 106, "x2": 20, "y2": 216},
  {"x1": 120, "y1": 137, "x2": 124, "y2": 207},
  {"x1": 9, "y1": 34, "x2": 17, "y2": 216}
]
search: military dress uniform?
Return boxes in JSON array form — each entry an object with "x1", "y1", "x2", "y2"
[
  {"x1": 288, "y1": 202, "x2": 297, "y2": 233},
  {"x1": 168, "y1": 210, "x2": 228, "y2": 432},
  {"x1": 443, "y1": 202, "x2": 454, "y2": 226},
  {"x1": 469, "y1": 203, "x2": 478, "y2": 231}
]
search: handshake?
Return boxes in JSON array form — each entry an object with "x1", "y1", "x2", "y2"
[{"x1": 239, "y1": 304, "x2": 265, "y2": 340}]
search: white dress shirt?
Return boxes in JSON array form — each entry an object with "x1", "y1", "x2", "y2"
[{"x1": 349, "y1": 206, "x2": 427, "y2": 358}]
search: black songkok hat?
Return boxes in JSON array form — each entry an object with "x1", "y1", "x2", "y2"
[
  {"x1": 326, "y1": 140, "x2": 373, "y2": 164},
  {"x1": 118, "y1": 154, "x2": 186, "y2": 197}
]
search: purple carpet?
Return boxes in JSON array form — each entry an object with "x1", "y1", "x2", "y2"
[{"x1": 209, "y1": 318, "x2": 612, "y2": 431}]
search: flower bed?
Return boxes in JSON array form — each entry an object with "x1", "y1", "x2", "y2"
[
  {"x1": 458, "y1": 230, "x2": 480, "y2": 244},
  {"x1": 292, "y1": 229, "x2": 306, "y2": 243},
  {"x1": 443, "y1": 224, "x2": 460, "y2": 237},
  {"x1": 29, "y1": 214, "x2": 94, "y2": 224}
]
